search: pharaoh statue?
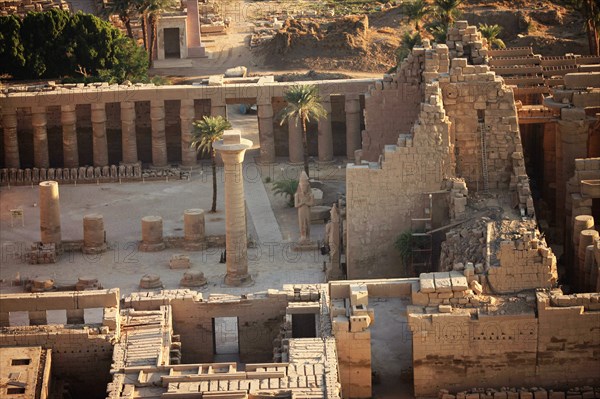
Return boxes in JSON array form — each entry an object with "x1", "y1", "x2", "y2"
[{"x1": 295, "y1": 171, "x2": 314, "y2": 244}]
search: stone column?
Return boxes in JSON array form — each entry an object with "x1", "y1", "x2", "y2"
[
  {"x1": 91, "y1": 103, "x2": 109, "y2": 167},
  {"x1": 180, "y1": 99, "x2": 197, "y2": 167},
  {"x1": 83, "y1": 214, "x2": 107, "y2": 254},
  {"x1": 214, "y1": 130, "x2": 253, "y2": 286},
  {"x1": 542, "y1": 123, "x2": 556, "y2": 222},
  {"x1": 578, "y1": 229, "x2": 598, "y2": 291},
  {"x1": 288, "y1": 118, "x2": 304, "y2": 164},
  {"x1": 29, "y1": 311, "x2": 47, "y2": 326},
  {"x1": 318, "y1": 96, "x2": 334, "y2": 163},
  {"x1": 257, "y1": 100, "x2": 276, "y2": 164},
  {"x1": 184, "y1": 208, "x2": 205, "y2": 250},
  {"x1": 39, "y1": 181, "x2": 62, "y2": 245},
  {"x1": 66, "y1": 309, "x2": 85, "y2": 324},
  {"x1": 345, "y1": 94, "x2": 361, "y2": 160},
  {"x1": 61, "y1": 104, "x2": 79, "y2": 168},
  {"x1": 151, "y1": 100, "x2": 168, "y2": 167},
  {"x1": 32, "y1": 106, "x2": 49, "y2": 168},
  {"x1": 139, "y1": 215, "x2": 165, "y2": 251},
  {"x1": 121, "y1": 101, "x2": 138, "y2": 164},
  {"x1": 2, "y1": 107, "x2": 20, "y2": 169}
]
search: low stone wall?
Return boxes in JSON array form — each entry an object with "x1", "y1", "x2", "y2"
[{"x1": 437, "y1": 387, "x2": 600, "y2": 399}]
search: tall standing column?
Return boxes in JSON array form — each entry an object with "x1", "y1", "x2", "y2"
[
  {"x1": 91, "y1": 103, "x2": 109, "y2": 167},
  {"x1": 39, "y1": 181, "x2": 62, "y2": 246},
  {"x1": 318, "y1": 96, "x2": 334, "y2": 163},
  {"x1": 121, "y1": 101, "x2": 138, "y2": 164},
  {"x1": 180, "y1": 99, "x2": 197, "y2": 167},
  {"x1": 2, "y1": 107, "x2": 20, "y2": 169},
  {"x1": 214, "y1": 130, "x2": 253, "y2": 286},
  {"x1": 31, "y1": 106, "x2": 49, "y2": 168},
  {"x1": 151, "y1": 100, "x2": 168, "y2": 167},
  {"x1": 288, "y1": 118, "x2": 304, "y2": 164},
  {"x1": 345, "y1": 94, "x2": 361, "y2": 160},
  {"x1": 61, "y1": 104, "x2": 79, "y2": 168},
  {"x1": 257, "y1": 100, "x2": 276, "y2": 164}
]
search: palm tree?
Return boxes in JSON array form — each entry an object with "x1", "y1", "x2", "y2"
[
  {"x1": 278, "y1": 84, "x2": 327, "y2": 177},
  {"x1": 396, "y1": 31, "x2": 422, "y2": 64},
  {"x1": 272, "y1": 179, "x2": 299, "y2": 207},
  {"x1": 191, "y1": 115, "x2": 232, "y2": 213},
  {"x1": 405, "y1": 0, "x2": 430, "y2": 31},
  {"x1": 569, "y1": 0, "x2": 600, "y2": 56},
  {"x1": 478, "y1": 23, "x2": 506, "y2": 49},
  {"x1": 434, "y1": 0, "x2": 462, "y2": 28},
  {"x1": 100, "y1": 0, "x2": 136, "y2": 38}
]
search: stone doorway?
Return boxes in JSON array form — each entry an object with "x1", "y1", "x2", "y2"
[
  {"x1": 213, "y1": 316, "x2": 239, "y2": 355},
  {"x1": 164, "y1": 28, "x2": 181, "y2": 59},
  {"x1": 291, "y1": 313, "x2": 317, "y2": 338}
]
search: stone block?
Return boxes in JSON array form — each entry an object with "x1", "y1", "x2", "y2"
[
  {"x1": 438, "y1": 304, "x2": 452, "y2": 313},
  {"x1": 350, "y1": 315, "x2": 371, "y2": 332},
  {"x1": 433, "y1": 272, "x2": 452, "y2": 292},
  {"x1": 333, "y1": 315, "x2": 349, "y2": 333},
  {"x1": 420, "y1": 273, "x2": 436, "y2": 293},
  {"x1": 350, "y1": 284, "x2": 369, "y2": 307},
  {"x1": 470, "y1": 280, "x2": 483, "y2": 295},
  {"x1": 449, "y1": 271, "x2": 469, "y2": 291}
]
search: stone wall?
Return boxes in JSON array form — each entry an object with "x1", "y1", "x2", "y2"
[
  {"x1": 0, "y1": 327, "x2": 114, "y2": 398},
  {"x1": 346, "y1": 76, "x2": 453, "y2": 279},
  {"x1": 408, "y1": 289, "x2": 600, "y2": 397}
]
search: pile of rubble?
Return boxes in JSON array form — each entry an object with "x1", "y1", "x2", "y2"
[
  {"x1": 439, "y1": 219, "x2": 489, "y2": 271},
  {"x1": 264, "y1": 15, "x2": 369, "y2": 56}
]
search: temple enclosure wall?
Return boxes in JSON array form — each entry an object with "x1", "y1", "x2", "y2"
[{"x1": 408, "y1": 290, "x2": 600, "y2": 397}]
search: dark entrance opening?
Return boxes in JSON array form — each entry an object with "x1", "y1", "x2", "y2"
[
  {"x1": 291, "y1": 313, "x2": 316, "y2": 338},
  {"x1": 164, "y1": 28, "x2": 181, "y2": 59}
]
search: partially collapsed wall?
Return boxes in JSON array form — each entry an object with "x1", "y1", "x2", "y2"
[{"x1": 347, "y1": 25, "x2": 529, "y2": 278}]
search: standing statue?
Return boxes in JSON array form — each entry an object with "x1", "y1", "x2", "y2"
[
  {"x1": 325, "y1": 203, "x2": 341, "y2": 265},
  {"x1": 295, "y1": 171, "x2": 314, "y2": 244}
]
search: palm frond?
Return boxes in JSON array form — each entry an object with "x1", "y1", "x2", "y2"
[
  {"x1": 272, "y1": 179, "x2": 299, "y2": 207},
  {"x1": 191, "y1": 115, "x2": 232, "y2": 157},
  {"x1": 278, "y1": 84, "x2": 327, "y2": 126}
]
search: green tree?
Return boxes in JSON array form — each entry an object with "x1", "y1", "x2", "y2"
[
  {"x1": 100, "y1": 0, "x2": 137, "y2": 38},
  {"x1": 191, "y1": 115, "x2": 232, "y2": 213},
  {"x1": 478, "y1": 23, "x2": 506, "y2": 49},
  {"x1": 434, "y1": 0, "x2": 462, "y2": 29},
  {"x1": 278, "y1": 84, "x2": 327, "y2": 177},
  {"x1": 405, "y1": 0, "x2": 430, "y2": 31},
  {"x1": 0, "y1": 15, "x2": 25, "y2": 77},
  {"x1": 19, "y1": 9, "x2": 73, "y2": 78},
  {"x1": 98, "y1": 35, "x2": 149, "y2": 82},
  {"x1": 69, "y1": 13, "x2": 121, "y2": 74},
  {"x1": 569, "y1": 0, "x2": 599, "y2": 56},
  {"x1": 426, "y1": 22, "x2": 447, "y2": 43},
  {"x1": 396, "y1": 31, "x2": 422, "y2": 64},
  {"x1": 272, "y1": 179, "x2": 299, "y2": 207}
]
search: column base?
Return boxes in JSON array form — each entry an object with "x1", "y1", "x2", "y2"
[
  {"x1": 138, "y1": 241, "x2": 166, "y2": 252},
  {"x1": 255, "y1": 156, "x2": 277, "y2": 166},
  {"x1": 224, "y1": 273, "x2": 252, "y2": 287},
  {"x1": 82, "y1": 243, "x2": 107, "y2": 255}
]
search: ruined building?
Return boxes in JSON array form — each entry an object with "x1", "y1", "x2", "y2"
[{"x1": 1, "y1": 22, "x2": 599, "y2": 398}]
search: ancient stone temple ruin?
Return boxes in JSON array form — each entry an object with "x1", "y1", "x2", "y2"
[{"x1": 1, "y1": 21, "x2": 599, "y2": 399}]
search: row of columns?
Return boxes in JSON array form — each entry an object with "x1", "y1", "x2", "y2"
[
  {"x1": 284, "y1": 94, "x2": 362, "y2": 164},
  {"x1": 1, "y1": 95, "x2": 363, "y2": 169}
]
